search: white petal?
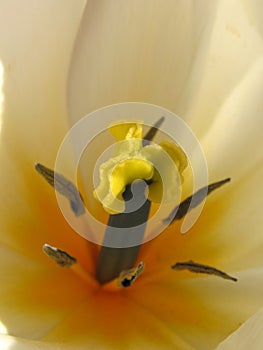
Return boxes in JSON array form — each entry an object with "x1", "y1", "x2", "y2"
[
  {"x1": 202, "y1": 57, "x2": 263, "y2": 181},
  {"x1": 68, "y1": 0, "x2": 263, "y2": 148},
  {"x1": 215, "y1": 308, "x2": 263, "y2": 350},
  {"x1": 0, "y1": 334, "x2": 66, "y2": 350},
  {"x1": 67, "y1": 0, "x2": 219, "y2": 123},
  {"x1": 141, "y1": 158, "x2": 263, "y2": 273},
  {"x1": 0, "y1": 0, "x2": 86, "y2": 160},
  {"x1": 0, "y1": 0, "x2": 87, "y2": 253},
  {"x1": 182, "y1": 0, "x2": 263, "y2": 137},
  {"x1": 130, "y1": 266, "x2": 263, "y2": 350},
  {"x1": 0, "y1": 244, "x2": 91, "y2": 339},
  {"x1": 242, "y1": 0, "x2": 263, "y2": 38},
  {"x1": 186, "y1": 159, "x2": 263, "y2": 271}
]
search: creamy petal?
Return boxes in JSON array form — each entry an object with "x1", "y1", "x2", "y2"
[
  {"x1": 242, "y1": 0, "x2": 263, "y2": 38},
  {"x1": 215, "y1": 308, "x2": 263, "y2": 350},
  {"x1": 0, "y1": 2, "x2": 99, "y2": 338},
  {"x1": 0, "y1": 334, "x2": 73, "y2": 350},
  {"x1": 0, "y1": 1, "x2": 93, "y2": 260},
  {"x1": 141, "y1": 158, "x2": 263, "y2": 272},
  {"x1": 68, "y1": 0, "x2": 262, "y2": 148},
  {"x1": 182, "y1": 0, "x2": 263, "y2": 137},
  {"x1": 67, "y1": 0, "x2": 219, "y2": 123},
  {"x1": 42, "y1": 289, "x2": 194, "y2": 350},
  {"x1": 202, "y1": 57, "x2": 263, "y2": 181},
  {"x1": 0, "y1": 244, "x2": 92, "y2": 339},
  {"x1": 0, "y1": 0, "x2": 86, "y2": 157},
  {"x1": 129, "y1": 267, "x2": 263, "y2": 350}
]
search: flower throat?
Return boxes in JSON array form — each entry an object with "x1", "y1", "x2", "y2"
[{"x1": 35, "y1": 118, "x2": 236, "y2": 288}]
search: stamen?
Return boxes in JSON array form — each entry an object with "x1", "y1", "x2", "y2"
[
  {"x1": 118, "y1": 262, "x2": 145, "y2": 288},
  {"x1": 43, "y1": 244, "x2": 97, "y2": 286},
  {"x1": 43, "y1": 243, "x2": 77, "y2": 267},
  {"x1": 35, "y1": 163, "x2": 85, "y2": 216},
  {"x1": 163, "y1": 178, "x2": 231, "y2": 224},
  {"x1": 143, "y1": 116, "x2": 165, "y2": 144},
  {"x1": 172, "y1": 260, "x2": 237, "y2": 282}
]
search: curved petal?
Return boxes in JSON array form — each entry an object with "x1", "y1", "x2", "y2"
[
  {"x1": 0, "y1": 1, "x2": 91, "y2": 260},
  {"x1": 0, "y1": 0, "x2": 86, "y2": 156},
  {"x1": 129, "y1": 267, "x2": 263, "y2": 350},
  {"x1": 0, "y1": 244, "x2": 92, "y2": 339},
  {"x1": 68, "y1": 0, "x2": 263, "y2": 148},
  {"x1": 201, "y1": 57, "x2": 263, "y2": 181},
  {"x1": 181, "y1": 158, "x2": 263, "y2": 271},
  {"x1": 0, "y1": 335, "x2": 65, "y2": 350},
  {"x1": 67, "y1": 0, "x2": 219, "y2": 123},
  {"x1": 215, "y1": 308, "x2": 263, "y2": 350},
  {"x1": 242, "y1": 0, "x2": 263, "y2": 39},
  {"x1": 141, "y1": 158, "x2": 263, "y2": 273},
  {"x1": 182, "y1": 0, "x2": 263, "y2": 137},
  {"x1": 41, "y1": 290, "x2": 194, "y2": 350}
]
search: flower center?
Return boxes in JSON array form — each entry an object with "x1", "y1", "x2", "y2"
[{"x1": 36, "y1": 118, "x2": 236, "y2": 289}]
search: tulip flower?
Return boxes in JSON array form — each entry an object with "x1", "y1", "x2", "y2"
[{"x1": 1, "y1": 1, "x2": 263, "y2": 349}]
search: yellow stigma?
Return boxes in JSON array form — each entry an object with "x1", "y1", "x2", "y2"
[{"x1": 93, "y1": 122, "x2": 188, "y2": 214}]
